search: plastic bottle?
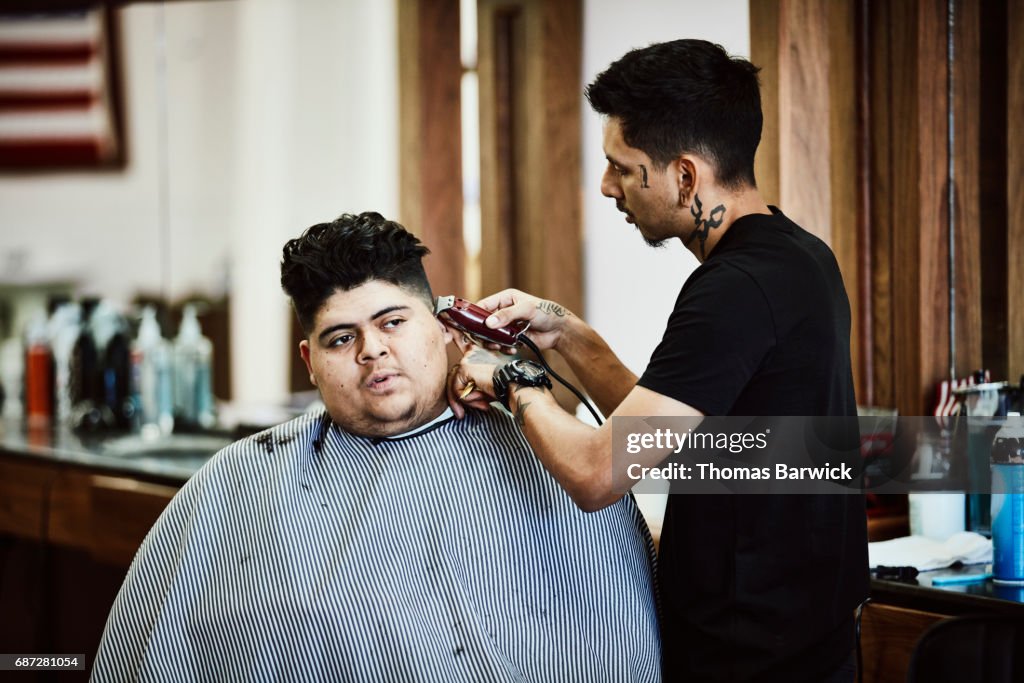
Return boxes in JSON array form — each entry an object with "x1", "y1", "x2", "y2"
[
  {"x1": 69, "y1": 298, "x2": 102, "y2": 432},
  {"x1": 23, "y1": 312, "x2": 53, "y2": 428},
  {"x1": 48, "y1": 302, "x2": 82, "y2": 427},
  {"x1": 0, "y1": 337, "x2": 23, "y2": 420},
  {"x1": 908, "y1": 430, "x2": 965, "y2": 541},
  {"x1": 132, "y1": 306, "x2": 174, "y2": 439},
  {"x1": 173, "y1": 305, "x2": 215, "y2": 430},
  {"x1": 89, "y1": 300, "x2": 133, "y2": 431},
  {"x1": 991, "y1": 423, "x2": 1024, "y2": 584},
  {"x1": 908, "y1": 493, "x2": 966, "y2": 541}
]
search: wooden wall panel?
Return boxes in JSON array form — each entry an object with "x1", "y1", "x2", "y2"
[
  {"x1": 778, "y1": 0, "x2": 832, "y2": 243},
  {"x1": 892, "y1": 0, "x2": 947, "y2": 416},
  {"x1": 952, "y1": 0, "x2": 982, "y2": 379},
  {"x1": 477, "y1": 0, "x2": 582, "y2": 410},
  {"x1": 478, "y1": 4, "x2": 520, "y2": 295},
  {"x1": 828, "y1": 0, "x2": 861, "y2": 405},
  {"x1": 868, "y1": 0, "x2": 895, "y2": 409},
  {"x1": 977, "y1": 0, "x2": 1009, "y2": 380},
  {"x1": 886, "y1": 0, "x2": 993, "y2": 413},
  {"x1": 398, "y1": 0, "x2": 464, "y2": 298},
  {"x1": 750, "y1": 0, "x2": 780, "y2": 207},
  {"x1": 477, "y1": 0, "x2": 582, "y2": 314},
  {"x1": 853, "y1": 0, "x2": 874, "y2": 405},
  {"x1": 1008, "y1": 0, "x2": 1024, "y2": 380},
  {"x1": 755, "y1": 0, "x2": 1003, "y2": 414},
  {"x1": 533, "y1": 0, "x2": 582, "y2": 311}
]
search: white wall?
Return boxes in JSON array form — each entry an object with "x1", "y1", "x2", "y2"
[
  {"x1": 582, "y1": 0, "x2": 751, "y2": 375},
  {"x1": 224, "y1": 0, "x2": 398, "y2": 404}
]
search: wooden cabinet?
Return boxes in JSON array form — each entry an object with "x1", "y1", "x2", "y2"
[
  {"x1": 88, "y1": 475, "x2": 178, "y2": 566},
  {"x1": 0, "y1": 452, "x2": 181, "y2": 678},
  {"x1": 859, "y1": 602, "x2": 946, "y2": 683},
  {"x1": 0, "y1": 453, "x2": 178, "y2": 566},
  {"x1": 863, "y1": 578, "x2": 1024, "y2": 682},
  {"x1": 0, "y1": 457, "x2": 50, "y2": 539}
]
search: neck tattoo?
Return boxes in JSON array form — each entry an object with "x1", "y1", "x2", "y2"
[{"x1": 687, "y1": 194, "x2": 726, "y2": 259}]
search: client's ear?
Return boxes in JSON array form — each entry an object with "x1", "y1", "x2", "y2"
[
  {"x1": 437, "y1": 318, "x2": 455, "y2": 345},
  {"x1": 299, "y1": 340, "x2": 317, "y2": 387}
]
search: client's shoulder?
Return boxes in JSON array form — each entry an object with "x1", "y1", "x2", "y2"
[
  {"x1": 457, "y1": 406, "x2": 533, "y2": 449},
  {"x1": 199, "y1": 411, "x2": 327, "y2": 474}
]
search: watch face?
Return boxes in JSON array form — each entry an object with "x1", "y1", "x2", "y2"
[{"x1": 514, "y1": 360, "x2": 545, "y2": 381}]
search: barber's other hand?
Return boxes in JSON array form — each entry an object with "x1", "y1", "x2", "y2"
[
  {"x1": 446, "y1": 338, "x2": 506, "y2": 419},
  {"x1": 477, "y1": 288, "x2": 572, "y2": 353}
]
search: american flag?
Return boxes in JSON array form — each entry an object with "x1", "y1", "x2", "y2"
[{"x1": 0, "y1": 8, "x2": 121, "y2": 167}]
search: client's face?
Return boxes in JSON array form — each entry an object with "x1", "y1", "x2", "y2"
[{"x1": 300, "y1": 280, "x2": 453, "y2": 438}]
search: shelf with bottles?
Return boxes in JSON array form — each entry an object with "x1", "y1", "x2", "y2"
[{"x1": 1, "y1": 294, "x2": 222, "y2": 438}]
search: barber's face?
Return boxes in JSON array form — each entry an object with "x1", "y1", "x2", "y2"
[
  {"x1": 300, "y1": 280, "x2": 453, "y2": 438},
  {"x1": 600, "y1": 117, "x2": 684, "y2": 247}
]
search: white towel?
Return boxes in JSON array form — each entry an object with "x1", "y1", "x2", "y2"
[{"x1": 868, "y1": 531, "x2": 992, "y2": 571}]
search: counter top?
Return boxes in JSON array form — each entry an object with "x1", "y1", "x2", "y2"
[
  {"x1": 0, "y1": 420, "x2": 233, "y2": 483},
  {"x1": 872, "y1": 564, "x2": 1024, "y2": 615}
]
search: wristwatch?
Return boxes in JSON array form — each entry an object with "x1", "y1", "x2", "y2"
[{"x1": 492, "y1": 360, "x2": 553, "y2": 409}]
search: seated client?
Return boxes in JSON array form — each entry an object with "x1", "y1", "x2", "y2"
[{"x1": 92, "y1": 211, "x2": 661, "y2": 682}]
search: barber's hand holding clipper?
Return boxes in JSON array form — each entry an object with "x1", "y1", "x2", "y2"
[
  {"x1": 448, "y1": 287, "x2": 635, "y2": 423},
  {"x1": 446, "y1": 289, "x2": 571, "y2": 418},
  {"x1": 474, "y1": 288, "x2": 575, "y2": 353}
]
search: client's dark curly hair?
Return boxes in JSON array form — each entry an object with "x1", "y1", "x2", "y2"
[{"x1": 280, "y1": 212, "x2": 432, "y2": 334}]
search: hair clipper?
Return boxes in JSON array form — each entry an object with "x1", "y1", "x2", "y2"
[
  {"x1": 434, "y1": 296, "x2": 529, "y2": 347},
  {"x1": 437, "y1": 295, "x2": 604, "y2": 425}
]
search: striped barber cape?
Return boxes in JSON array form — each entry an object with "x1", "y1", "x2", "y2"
[{"x1": 91, "y1": 408, "x2": 661, "y2": 682}]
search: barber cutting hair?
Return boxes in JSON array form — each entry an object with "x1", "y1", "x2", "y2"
[{"x1": 450, "y1": 39, "x2": 869, "y2": 683}]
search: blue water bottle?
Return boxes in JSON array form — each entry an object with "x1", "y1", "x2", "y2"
[{"x1": 990, "y1": 424, "x2": 1024, "y2": 584}]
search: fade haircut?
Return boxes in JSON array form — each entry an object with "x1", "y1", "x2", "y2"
[
  {"x1": 280, "y1": 211, "x2": 432, "y2": 334},
  {"x1": 585, "y1": 39, "x2": 762, "y2": 189}
]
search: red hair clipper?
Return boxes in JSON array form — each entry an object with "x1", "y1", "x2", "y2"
[{"x1": 434, "y1": 296, "x2": 529, "y2": 347}]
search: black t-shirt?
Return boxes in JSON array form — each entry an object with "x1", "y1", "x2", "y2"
[{"x1": 638, "y1": 208, "x2": 870, "y2": 682}]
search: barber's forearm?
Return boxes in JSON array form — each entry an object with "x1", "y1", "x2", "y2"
[
  {"x1": 507, "y1": 385, "x2": 621, "y2": 512},
  {"x1": 553, "y1": 315, "x2": 637, "y2": 417}
]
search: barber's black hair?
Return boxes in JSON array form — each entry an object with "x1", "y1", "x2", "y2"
[
  {"x1": 585, "y1": 39, "x2": 762, "y2": 189},
  {"x1": 280, "y1": 211, "x2": 432, "y2": 334}
]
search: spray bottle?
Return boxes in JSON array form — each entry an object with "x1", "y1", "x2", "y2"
[
  {"x1": 173, "y1": 304, "x2": 215, "y2": 430},
  {"x1": 132, "y1": 306, "x2": 174, "y2": 439},
  {"x1": 991, "y1": 422, "x2": 1024, "y2": 584}
]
